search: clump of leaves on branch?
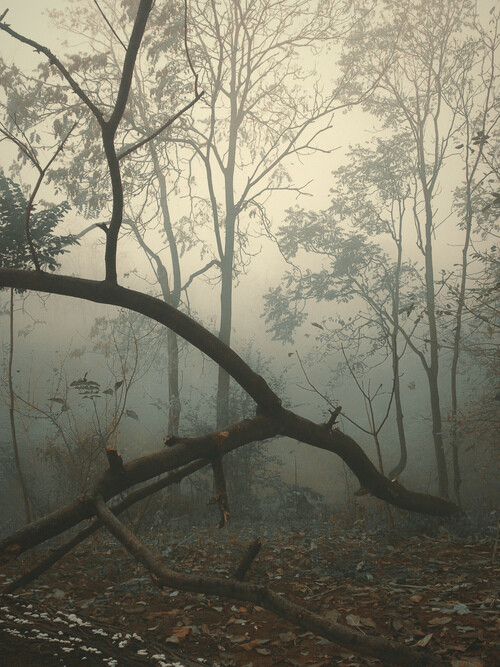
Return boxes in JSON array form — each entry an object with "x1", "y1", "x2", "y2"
[{"x1": 0, "y1": 172, "x2": 75, "y2": 272}]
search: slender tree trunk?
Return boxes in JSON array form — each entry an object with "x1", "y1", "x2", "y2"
[
  {"x1": 129, "y1": 83, "x2": 183, "y2": 435},
  {"x1": 151, "y1": 149, "x2": 182, "y2": 435},
  {"x1": 215, "y1": 27, "x2": 240, "y2": 429},
  {"x1": 389, "y1": 352, "x2": 408, "y2": 479},
  {"x1": 167, "y1": 328, "x2": 180, "y2": 435},
  {"x1": 216, "y1": 103, "x2": 238, "y2": 428},
  {"x1": 450, "y1": 183, "x2": 473, "y2": 505},
  {"x1": 388, "y1": 234, "x2": 407, "y2": 481},
  {"x1": 423, "y1": 195, "x2": 449, "y2": 499},
  {"x1": 8, "y1": 288, "x2": 32, "y2": 524},
  {"x1": 217, "y1": 255, "x2": 234, "y2": 428}
]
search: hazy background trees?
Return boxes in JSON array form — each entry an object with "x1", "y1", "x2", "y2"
[
  {"x1": 0, "y1": 0, "x2": 498, "y2": 530},
  {"x1": 265, "y1": 0, "x2": 499, "y2": 502}
]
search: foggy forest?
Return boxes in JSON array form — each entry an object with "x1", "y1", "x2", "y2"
[{"x1": 0, "y1": 0, "x2": 498, "y2": 665}]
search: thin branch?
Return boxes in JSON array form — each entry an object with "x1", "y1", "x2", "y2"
[
  {"x1": 107, "y1": 0, "x2": 153, "y2": 130},
  {"x1": 25, "y1": 122, "x2": 77, "y2": 270},
  {"x1": 295, "y1": 350, "x2": 372, "y2": 436},
  {"x1": 182, "y1": 258, "x2": 220, "y2": 291},
  {"x1": 184, "y1": 0, "x2": 199, "y2": 96},
  {"x1": 118, "y1": 91, "x2": 204, "y2": 160},
  {"x1": 93, "y1": 0, "x2": 127, "y2": 51},
  {"x1": 0, "y1": 20, "x2": 104, "y2": 122}
]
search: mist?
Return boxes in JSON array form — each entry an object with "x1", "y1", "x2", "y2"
[{"x1": 0, "y1": 1, "x2": 499, "y2": 664}]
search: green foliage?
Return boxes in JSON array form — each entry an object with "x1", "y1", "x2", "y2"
[
  {"x1": 0, "y1": 171, "x2": 77, "y2": 272},
  {"x1": 263, "y1": 284, "x2": 308, "y2": 344},
  {"x1": 41, "y1": 0, "x2": 191, "y2": 219}
]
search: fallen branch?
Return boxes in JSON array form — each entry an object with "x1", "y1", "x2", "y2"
[
  {"x1": 0, "y1": 413, "x2": 459, "y2": 563},
  {"x1": 2, "y1": 458, "x2": 207, "y2": 586},
  {"x1": 0, "y1": 594, "x2": 202, "y2": 666},
  {"x1": 93, "y1": 493, "x2": 444, "y2": 666}
]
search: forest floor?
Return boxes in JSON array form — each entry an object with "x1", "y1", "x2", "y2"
[{"x1": 1, "y1": 510, "x2": 499, "y2": 666}]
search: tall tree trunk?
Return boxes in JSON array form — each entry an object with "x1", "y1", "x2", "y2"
[
  {"x1": 151, "y1": 149, "x2": 182, "y2": 435},
  {"x1": 216, "y1": 71, "x2": 238, "y2": 428},
  {"x1": 167, "y1": 328, "x2": 180, "y2": 435},
  {"x1": 388, "y1": 232, "x2": 408, "y2": 481},
  {"x1": 388, "y1": 346, "x2": 408, "y2": 480},
  {"x1": 130, "y1": 74, "x2": 183, "y2": 436},
  {"x1": 423, "y1": 196, "x2": 449, "y2": 499},
  {"x1": 450, "y1": 179, "x2": 473, "y2": 505},
  {"x1": 8, "y1": 288, "x2": 32, "y2": 524},
  {"x1": 216, "y1": 255, "x2": 233, "y2": 428}
]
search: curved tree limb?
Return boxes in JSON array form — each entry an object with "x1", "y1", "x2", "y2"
[
  {"x1": 0, "y1": 410, "x2": 458, "y2": 562},
  {"x1": 0, "y1": 267, "x2": 281, "y2": 413}
]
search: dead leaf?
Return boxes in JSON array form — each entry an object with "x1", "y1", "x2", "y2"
[
  {"x1": 324, "y1": 609, "x2": 340, "y2": 623},
  {"x1": 171, "y1": 625, "x2": 190, "y2": 639},
  {"x1": 240, "y1": 640, "x2": 259, "y2": 651},
  {"x1": 429, "y1": 616, "x2": 452, "y2": 626},
  {"x1": 414, "y1": 633, "x2": 433, "y2": 647}
]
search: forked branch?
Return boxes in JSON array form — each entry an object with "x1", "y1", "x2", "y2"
[{"x1": 93, "y1": 493, "x2": 443, "y2": 666}]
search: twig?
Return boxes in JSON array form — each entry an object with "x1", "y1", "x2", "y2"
[
  {"x1": 182, "y1": 258, "x2": 221, "y2": 292},
  {"x1": 295, "y1": 350, "x2": 371, "y2": 435},
  {"x1": 118, "y1": 91, "x2": 204, "y2": 160},
  {"x1": 184, "y1": 0, "x2": 199, "y2": 97},
  {"x1": 234, "y1": 538, "x2": 261, "y2": 581},
  {"x1": 93, "y1": 0, "x2": 127, "y2": 51}
]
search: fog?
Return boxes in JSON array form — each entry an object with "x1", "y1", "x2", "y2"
[{"x1": 1, "y1": 0, "x2": 499, "y2": 536}]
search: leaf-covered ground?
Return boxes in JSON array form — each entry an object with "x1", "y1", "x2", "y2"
[{"x1": 1, "y1": 513, "x2": 499, "y2": 666}]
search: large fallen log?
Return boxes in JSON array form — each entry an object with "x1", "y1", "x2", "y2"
[{"x1": 0, "y1": 594, "x2": 201, "y2": 666}]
